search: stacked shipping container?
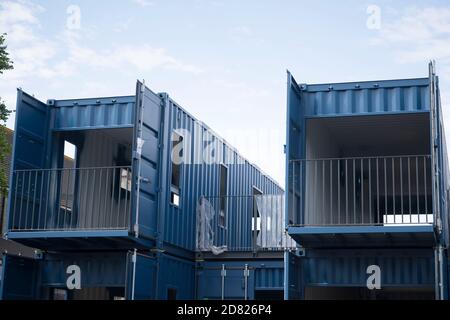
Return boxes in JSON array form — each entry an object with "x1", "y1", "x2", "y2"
[
  {"x1": 0, "y1": 81, "x2": 286, "y2": 300},
  {"x1": 285, "y1": 62, "x2": 449, "y2": 300}
]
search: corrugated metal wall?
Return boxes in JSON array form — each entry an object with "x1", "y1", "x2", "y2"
[
  {"x1": 60, "y1": 130, "x2": 133, "y2": 229},
  {"x1": 41, "y1": 252, "x2": 127, "y2": 288},
  {"x1": 255, "y1": 266, "x2": 284, "y2": 289},
  {"x1": 300, "y1": 78, "x2": 429, "y2": 117},
  {"x1": 162, "y1": 98, "x2": 284, "y2": 251},
  {"x1": 300, "y1": 248, "x2": 435, "y2": 287},
  {"x1": 53, "y1": 96, "x2": 135, "y2": 130},
  {"x1": 157, "y1": 253, "x2": 195, "y2": 299}
]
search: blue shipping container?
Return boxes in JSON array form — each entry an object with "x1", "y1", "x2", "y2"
[
  {"x1": 5, "y1": 81, "x2": 283, "y2": 254},
  {"x1": 285, "y1": 62, "x2": 450, "y2": 299}
]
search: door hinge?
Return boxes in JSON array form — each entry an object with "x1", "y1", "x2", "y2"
[{"x1": 243, "y1": 266, "x2": 250, "y2": 277}]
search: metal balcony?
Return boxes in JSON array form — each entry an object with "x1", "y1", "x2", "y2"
[
  {"x1": 8, "y1": 166, "x2": 132, "y2": 233},
  {"x1": 196, "y1": 194, "x2": 295, "y2": 254},
  {"x1": 287, "y1": 155, "x2": 436, "y2": 247}
]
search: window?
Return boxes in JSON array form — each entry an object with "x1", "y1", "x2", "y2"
[
  {"x1": 171, "y1": 192, "x2": 180, "y2": 206},
  {"x1": 167, "y1": 287, "x2": 177, "y2": 300},
  {"x1": 219, "y1": 164, "x2": 228, "y2": 227},
  {"x1": 60, "y1": 140, "x2": 77, "y2": 212},
  {"x1": 171, "y1": 131, "x2": 183, "y2": 206},
  {"x1": 114, "y1": 145, "x2": 132, "y2": 199},
  {"x1": 252, "y1": 187, "x2": 263, "y2": 233},
  {"x1": 64, "y1": 141, "x2": 76, "y2": 160},
  {"x1": 120, "y1": 168, "x2": 131, "y2": 192}
]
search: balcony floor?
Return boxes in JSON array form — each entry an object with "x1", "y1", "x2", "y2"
[
  {"x1": 6, "y1": 230, "x2": 154, "y2": 250},
  {"x1": 287, "y1": 225, "x2": 436, "y2": 248}
]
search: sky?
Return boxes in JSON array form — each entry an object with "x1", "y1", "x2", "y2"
[{"x1": 1, "y1": 0, "x2": 450, "y2": 187}]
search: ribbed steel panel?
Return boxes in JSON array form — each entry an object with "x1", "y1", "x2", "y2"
[
  {"x1": 161, "y1": 98, "x2": 284, "y2": 251},
  {"x1": 301, "y1": 248, "x2": 435, "y2": 287},
  {"x1": 285, "y1": 248, "x2": 437, "y2": 299},
  {"x1": 300, "y1": 78, "x2": 429, "y2": 117},
  {"x1": 255, "y1": 266, "x2": 284, "y2": 289},
  {"x1": 53, "y1": 96, "x2": 135, "y2": 130},
  {"x1": 157, "y1": 253, "x2": 195, "y2": 299},
  {"x1": 41, "y1": 252, "x2": 127, "y2": 287}
]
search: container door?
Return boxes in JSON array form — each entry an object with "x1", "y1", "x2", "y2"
[
  {"x1": 197, "y1": 265, "x2": 255, "y2": 300},
  {"x1": 429, "y1": 62, "x2": 439, "y2": 228},
  {"x1": 125, "y1": 251, "x2": 156, "y2": 300},
  {"x1": 131, "y1": 81, "x2": 164, "y2": 239},
  {"x1": 12, "y1": 90, "x2": 51, "y2": 171},
  {"x1": 224, "y1": 266, "x2": 255, "y2": 300},
  {"x1": 286, "y1": 251, "x2": 302, "y2": 300},
  {"x1": 0, "y1": 254, "x2": 39, "y2": 300},
  {"x1": 8, "y1": 90, "x2": 51, "y2": 231},
  {"x1": 286, "y1": 72, "x2": 305, "y2": 226}
]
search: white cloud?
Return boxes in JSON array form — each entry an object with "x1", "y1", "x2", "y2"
[
  {"x1": 0, "y1": 0, "x2": 59, "y2": 80},
  {"x1": 372, "y1": 6, "x2": 450, "y2": 159},
  {"x1": 64, "y1": 39, "x2": 204, "y2": 74},
  {"x1": 0, "y1": 0, "x2": 203, "y2": 82},
  {"x1": 0, "y1": 0, "x2": 42, "y2": 27},
  {"x1": 131, "y1": 0, "x2": 154, "y2": 7},
  {"x1": 372, "y1": 6, "x2": 450, "y2": 63}
]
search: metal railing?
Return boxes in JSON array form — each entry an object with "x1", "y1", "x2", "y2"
[
  {"x1": 9, "y1": 166, "x2": 132, "y2": 231},
  {"x1": 288, "y1": 155, "x2": 433, "y2": 226},
  {"x1": 196, "y1": 194, "x2": 295, "y2": 252}
]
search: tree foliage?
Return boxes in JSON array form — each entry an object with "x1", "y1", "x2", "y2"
[{"x1": 0, "y1": 33, "x2": 13, "y2": 195}]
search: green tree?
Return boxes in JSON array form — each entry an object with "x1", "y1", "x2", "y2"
[{"x1": 0, "y1": 33, "x2": 13, "y2": 195}]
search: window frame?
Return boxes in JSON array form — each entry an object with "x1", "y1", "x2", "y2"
[
  {"x1": 170, "y1": 130, "x2": 184, "y2": 207},
  {"x1": 218, "y1": 163, "x2": 228, "y2": 228}
]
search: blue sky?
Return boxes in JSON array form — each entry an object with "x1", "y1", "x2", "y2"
[{"x1": 1, "y1": 0, "x2": 450, "y2": 186}]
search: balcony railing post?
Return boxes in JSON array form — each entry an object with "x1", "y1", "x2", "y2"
[
  {"x1": 11, "y1": 171, "x2": 19, "y2": 230},
  {"x1": 376, "y1": 158, "x2": 380, "y2": 225},
  {"x1": 38, "y1": 170, "x2": 44, "y2": 229},
  {"x1": 408, "y1": 156, "x2": 412, "y2": 223},
  {"x1": 424, "y1": 157, "x2": 428, "y2": 223},
  {"x1": 330, "y1": 159, "x2": 332, "y2": 225},
  {"x1": 368, "y1": 158, "x2": 372, "y2": 224},
  {"x1": 392, "y1": 157, "x2": 395, "y2": 223},
  {"x1": 416, "y1": 156, "x2": 420, "y2": 222},
  {"x1": 400, "y1": 157, "x2": 404, "y2": 224},
  {"x1": 361, "y1": 158, "x2": 364, "y2": 225}
]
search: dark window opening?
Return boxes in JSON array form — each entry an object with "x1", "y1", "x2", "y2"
[
  {"x1": 171, "y1": 190, "x2": 180, "y2": 206},
  {"x1": 120, "y1": 168, "x2": 132, "y2": 192},
  {"x1": 114, "y1": 145, "x2": 132, "y2": 199},
  {"x1": 63, "y1": 140, "x2": 76, "y2": 161},
  {"x1": 252, "y1": 187, "x2": 263, "y2": 233},
  {"x1": 171, "y1": 132, "x2": 183, "y2": 206},
  {"x1": 60, "y1": 141, "x2": 77, "y2": 213},
  {"x1": 167, "y1": 288, "x2": 177, "y2": 300},
  {"x1": 219, "y1": 164, "x2": 228, "y2": 227}
]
